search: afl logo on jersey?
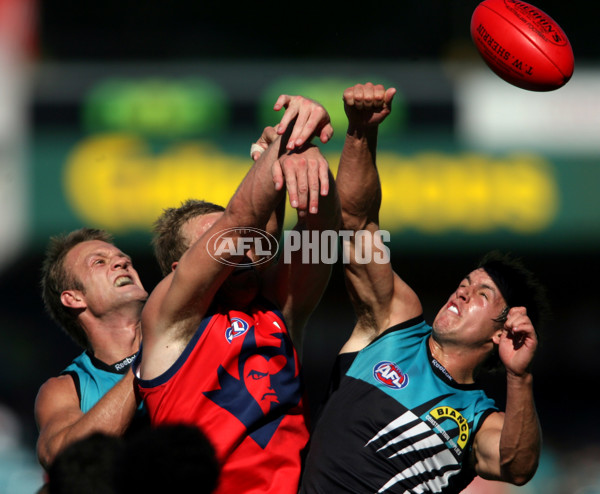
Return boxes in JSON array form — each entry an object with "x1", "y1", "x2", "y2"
[
  {"x1": 225, "y1": 318, "x2": 250, "y2": 343},
  {"x1": 373, "y1": 361, "x2": 409, "y2": 389}
]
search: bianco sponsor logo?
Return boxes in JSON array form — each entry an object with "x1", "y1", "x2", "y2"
[{"x1": 207, "y1": 228, "x2": 391, "y2": 266}]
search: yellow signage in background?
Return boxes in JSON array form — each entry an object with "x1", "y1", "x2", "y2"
[
  {"x1": 64, "y1": 133, "x2": 559, "y2": 235},
  {"x1": 377, "y1": 151, "x2": 558, "y2": 233},
  {"x1": 65, "y1": 134, "x2": 247, "y2": 231}
]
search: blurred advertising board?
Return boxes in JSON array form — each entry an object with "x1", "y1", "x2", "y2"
[{"x1": 28, "y1": 61, "x2": 600, "y2": 254}]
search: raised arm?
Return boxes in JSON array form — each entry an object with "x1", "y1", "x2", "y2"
[
  {"x1": 34, "y1": 370, "x2": 138, "y2": 470},
  {"x1": 170, "y1": 94, "x2": 334, "y2": 324},
  {"x1": 248, "y1": 97, "x2": 339, "y2": 344},
  {"x1": 336, "y1": 83, "x2": 422, "y2": 353},
  {"x1": 141, "y1": 132, "x2": 289, "y2": 346},
  {"x1": 262, "y1": 143, "x2": 341, "y2": 346},
  {"x1": 139, "y1": 95, "x2": 335, "y2": 377},
  {"x1": 251, "y1": 126, "x2": 287, "y2": 247},
  {"x1": 472, "y1": 307, "x2": 541, "y2": 485},
  {"x1": 252, "y1": 95, "x2": 333, "y2": 217}
]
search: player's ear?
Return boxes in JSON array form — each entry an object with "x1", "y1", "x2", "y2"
[
  {"x1": 61, "y1": 290, "x2": 86, "y2": 309},
  {"x1": 492, "y1": 328, "x2": 503, "y2": 345},
  {"x1": 171, "y1": 261, "x2": 179, "y2": 272}
]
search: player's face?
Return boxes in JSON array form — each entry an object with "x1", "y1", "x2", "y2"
[
  {"x1": 64, "y1": 240, "x2": 147, "y2": 314},
  {"x1": 243, "y1": 354, "x2": 287, "y2": 415},
  {"x1": 432, "y1": 268, "x2": 506, "y2": 346}
]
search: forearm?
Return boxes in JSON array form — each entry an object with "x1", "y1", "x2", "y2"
[
  {"x1": 227, "y1": 153, "x2": 282, "y2": 226},
  {"x1": 266, "y1": 195, "x2": 286, "y2": 242},
  {"x1": 335, "y1": 85, "x2": 414, "y2": 336},
  {"x1": 337, "y1": 126, "x2": 381, "y2": 231},
  {"x1": 38, "y1": 371, "x2": 138, "y2": 469},
  {"x1": 499, "y1": 372, "x2": 541, "y2": 484},
  {"x1": 299, "y1": 168, "x2": 341, "y2": 231},
  {"x1": 84, "y1": 370, "x2": 139, "y2": 435},
  {"x1": 226, "y1": 127, "x2": 294, "y2": 229}
]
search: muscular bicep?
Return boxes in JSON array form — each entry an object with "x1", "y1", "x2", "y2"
[
  {"x1": 472, "y1": 411, "x2": 505, "y2": 481},
  {"x1": 143, "y1": 221, "x2": 238, "y2": 343},
  {"x1": 34, "y1": 375, "x2": 83, "y2": 469},
  {"x1": 139, "y1": 211, "x2": 259, "y2": 378},
  {"x1": 340, "y1": 224, "x2": 422, "y2": 348}
]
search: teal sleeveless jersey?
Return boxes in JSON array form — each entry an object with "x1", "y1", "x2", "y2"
[
  {"x1": 61, "y1": 351, "x2": 144, "y2": 415},
  {"x1": 300, "y1": 316, "x2": 498, "y2": 494}
]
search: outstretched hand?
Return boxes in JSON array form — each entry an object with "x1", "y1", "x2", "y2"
[
  {"x1": 498, "y1": 307, "x2": 538, "y2": 377},
  {"x1": 343, "y1": 82, "x2": 396, "y2": 129},
  {"x1": 272, "y1": 145, "x2": 330, "y2": 216},
  {"x1": 273, "y1": 95, "x2": 333, "y2": 150}
]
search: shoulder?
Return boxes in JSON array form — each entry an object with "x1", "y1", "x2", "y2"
[
  {"x1": 37, "y1": 374, "x2": 77, "y2": 398},
  {"x1": 477, "y1": 410, "x2": 505, "y2": 433},
  {"x1": 340, "y1": 315, "x2": 426, "y2": 354},
  {"x1": 34, "y1": 374, "x2": 79, "y2": 416}
]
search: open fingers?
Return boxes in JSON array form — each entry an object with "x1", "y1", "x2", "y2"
[{"x1": 273, "y1": 94, "x2": 331, "y2": 150}]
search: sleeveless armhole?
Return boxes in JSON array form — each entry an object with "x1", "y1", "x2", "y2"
[
  {"x1": 310, "y1": 352, "x2": 358, "y2": 429},
  {"x1": 371, "y1": 315, "x2": 425, "y2": 344},
  {"x1": 329, "y1": 352, "x2": 357, "y2": 395},
  {"x1": 59, "y1": 370, "x2": 81, "y2": 405}
]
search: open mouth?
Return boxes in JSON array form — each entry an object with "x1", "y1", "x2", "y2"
[
  {"x1": 448, "y1": 304, "x2": 459, "y2": 316},
  {"x1": 114, "y1": 275, "x2": 133, "y2": 287}
]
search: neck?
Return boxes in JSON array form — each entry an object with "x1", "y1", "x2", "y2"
[
  {"x1": 428, "y1": 336, "x2": 481, "y2": 384},
  {"x1": 82, "y1": 308, "x2": 142, "y2": 365}
]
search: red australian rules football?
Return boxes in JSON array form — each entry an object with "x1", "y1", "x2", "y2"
[{"x1": 470, "y1": 0, "x2": 574, "y2": 91}]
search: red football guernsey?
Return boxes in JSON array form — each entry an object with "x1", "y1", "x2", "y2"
[{"x1": 135, "y1": 303, "x2": 309, "y2": 494}]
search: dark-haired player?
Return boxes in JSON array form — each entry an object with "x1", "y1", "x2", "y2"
[
  {"x1": 35, "y1": 228, "x2": 149, "y2": 472},
  {"x1": 300, "y1": 83, "x2": 548, "y2": 494}
]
